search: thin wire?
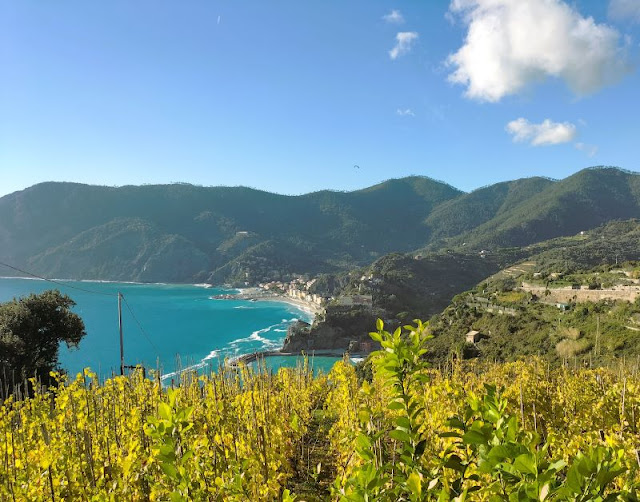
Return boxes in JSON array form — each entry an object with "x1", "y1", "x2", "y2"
[
  {"x1": 121, "y1": 294, "x2": 162, "y2": 357},
  {"x1": 0, "y1": 261, "x2": 117, "y2": 297}
]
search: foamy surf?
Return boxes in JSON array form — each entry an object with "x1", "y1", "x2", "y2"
[
  {"x1": 160, "y1": 315, "x2": 295, "y2": 381},
  {"x1": 203, "y1": 350, "x2": 220, "y2": 360}
]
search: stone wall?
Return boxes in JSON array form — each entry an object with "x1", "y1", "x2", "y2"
[{"x1": 521, "y1": 285, "x2": 640, "y2": 304}]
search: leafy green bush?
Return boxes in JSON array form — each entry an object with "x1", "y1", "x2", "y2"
[{"x1": 334, "y1": 320, "x2": 639, "y2": 501}]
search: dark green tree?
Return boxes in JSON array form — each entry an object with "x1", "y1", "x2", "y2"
[{"x1": 0, "y1": 290, "x2": 86, "y2": 384}]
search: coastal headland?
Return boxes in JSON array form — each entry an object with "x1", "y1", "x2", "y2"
[{"x1": 209, "y1": 286, "x2": 375, "y2": 365}]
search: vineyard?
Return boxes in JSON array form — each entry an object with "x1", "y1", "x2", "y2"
[{"x1": 3, "y1": 321, "x2": 640, "y2": 500}]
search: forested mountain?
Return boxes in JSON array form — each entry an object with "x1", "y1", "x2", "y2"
[
  {"x1": 0, "y1": 177, "x2": 460, "y2": 282},
  {"x1": 0, "y1": 166, "x2": 638, "y2": 283},
  {"x1": 445, "y1": 167, "x2": 640, "y2": 249},
  {"x1": 424, "y1": 176, "x2": 555, "y2": 244}
]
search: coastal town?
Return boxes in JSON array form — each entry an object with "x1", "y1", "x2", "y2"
[{"x1": 210, "y1": 276, "x2": 373, "y2": 315}]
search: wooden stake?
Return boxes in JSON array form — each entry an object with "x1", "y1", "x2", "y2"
[{"x1": 118, "y1": 293, "x2": 124, "y2": 376}]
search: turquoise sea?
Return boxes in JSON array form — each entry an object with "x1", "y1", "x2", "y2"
[{"x1": 0, "y1": 278, "x2": 340, "y2": 379}]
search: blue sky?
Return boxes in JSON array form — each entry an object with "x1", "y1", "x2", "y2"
[{"x1": 1, "y1": 0, "x2": 639, "y2": 198}]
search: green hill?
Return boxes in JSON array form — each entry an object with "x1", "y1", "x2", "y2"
[
  {"x1": 451, "y1": 167, "x2": 640, "y2": 249},
  {"x1": 293, "y1": 219, "x2": 640, "y2": 355},
  {"x1": 426, "y1": 219, "x2": 640, "y2": 365},
  {"x1": 424, "y1": 176, "x2": 555, "y2": 244},
  {"x1": 1, "y1": 167, "x2": 640, "y2": 284},
  {"x1": 0, "y1": 177, "x2": 460, "y2": 283}
]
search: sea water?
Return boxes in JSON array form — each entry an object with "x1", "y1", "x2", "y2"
[{"x1": 0, "y1": 278, "x2": 340, "y2": 379}]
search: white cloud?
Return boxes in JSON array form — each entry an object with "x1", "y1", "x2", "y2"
[
  {"x1": 575, "y1": 142, "x2": 599, "y2": 157},
  {"x1": 447, "y1": 0, "x2": 632, "y2": 102},
  {"x1": 396, "y1": 108, "x2": 415, "y2": 116},
  {"x1": 389, "y1": 32, "x2": 418, "y2": 60},
  {"x1": 506, "y1": 118, "x2": 577, "y2": 146},
  {"x1": 609, "y1": 0, "x2": 640, "y2": 23},
  {"x1": 383, "y1": 9, "x2": 405, "y2": 24}
]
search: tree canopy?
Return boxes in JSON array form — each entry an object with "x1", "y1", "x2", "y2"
[{"x1": 0, "y1": 289, "x2": 86, "y2": 385}]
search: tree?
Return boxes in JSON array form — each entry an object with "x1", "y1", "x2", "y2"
[{"x1": 0, "y1": 289, "x2": 86, "y2": 385}]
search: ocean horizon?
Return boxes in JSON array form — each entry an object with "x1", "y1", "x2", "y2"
[{"x1": 0, "y1": 277, "x2": 324, "y2": 380}]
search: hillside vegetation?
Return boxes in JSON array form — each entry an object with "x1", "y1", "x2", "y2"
[
  {"x1": 3, "y1": 324, "x2": 640, "y2": 500},
  {"x1": 445, "y1": 167, "x2": 640, "y2": 250},
  {"x1": 291, "y1": 219, "x2": 640, "y2": 355},
  {"x1": 2, "y1": 167, "x2": 639, "y2": 284},
  {"x1": 0, "y1": 177, "x2": 458, "y2": 283},
  {"x1": 426, "y1": 220, "x2": 640, "y2": 365}
]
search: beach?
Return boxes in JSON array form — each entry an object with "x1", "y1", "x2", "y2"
[{"x1": 211, "y1": 287, "x2": 325, "y2": 316}]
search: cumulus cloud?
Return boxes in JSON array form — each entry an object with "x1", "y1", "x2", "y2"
[
  {"x1": 506, "y1": 118, "x2": 577, "y2": 146},
  {"x1": 575, "y1": 142, "x2": 599, "y2": 157},
  {"x1": 396, "y1": 108, "x2": 415, "y2": 116},
  {"x1": 389, "y1": 32, "x2": 418, "y2": 60},
  {"x1": 609, "y1": 0, "x2": 640, "y2": 22},
  {"x1": 383, "y1": 9, "x2": 405, "y2": 24},
  {"x1": 447, "y1": 0, "x2": 632, "y2": 102}
]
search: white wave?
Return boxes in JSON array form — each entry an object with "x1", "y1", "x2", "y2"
[
  {"x1": 226, "y1": 321, "x2": 287, "y2": 351},
  {"x1": 79, "y1": 279, "x2": 169, "y2": 285},
  {"x1": 250, "y1": 332, "x2": 268, "y2": 343},
  {"x1": 0, "y1": 276, "x2": 43, "y2": 281},
  {"x1": 161, "y1": 360, "x2": 207, "y2": 381},
  {"x1": 203, "y1": 350, "x2": 220, "y2": 360},
  {"x1": 160, "y1": 316, "x2": 297, "y2": 381},
  {"x1": 160, "y1": 350, "x2": 223, "y2": 381},
  {"x1": 248, "y1": 323, "x2": 280, "y2": 343}
]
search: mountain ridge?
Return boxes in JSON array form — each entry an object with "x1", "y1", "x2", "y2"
[{"x1": 1, "y1": 166, "x2": 638, "y2": 284}]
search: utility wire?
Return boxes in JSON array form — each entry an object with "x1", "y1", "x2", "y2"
[
  {"x1": 1, "y1": 260, "x2": 163, "y2": 369},
  {"x1": 121, "y1": 294, "x2": 162, "y2": 357},
  {"x1": 0, "y1": 261, "x2": 117, "y2": 297}
]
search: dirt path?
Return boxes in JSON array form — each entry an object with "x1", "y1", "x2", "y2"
[{"x1": 287, "y1": 406, "x2": 337, "y2": 501}]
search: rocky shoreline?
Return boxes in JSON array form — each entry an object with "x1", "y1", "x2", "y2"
[{"x1": 211, "y1": 286, "x2": 376, "y2": 360}]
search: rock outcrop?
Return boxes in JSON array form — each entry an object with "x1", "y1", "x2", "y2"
[
  {"x1": 282, "y1": 321, "x2": 312, "y2": 351},
  {"x1": 282, "y1": 305, "x2": 383, "y2": 353}
]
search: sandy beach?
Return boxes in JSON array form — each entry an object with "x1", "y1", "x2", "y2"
[{"x1": 211, "y1": 287, "x2": 324, "y2": 317}]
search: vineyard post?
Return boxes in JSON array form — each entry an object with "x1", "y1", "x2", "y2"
[
  {"x1": 519, "y1": 379, "x2": 525, "y2": 425},
  {"x1": 621, "y1": 377, "x2": 627, "y2": 437},
  {"x1": 118, "y1": 292, "x2": 124, "y2": 376}
]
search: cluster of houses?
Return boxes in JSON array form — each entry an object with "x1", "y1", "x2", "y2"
[
  {"x1": 258, "y1": 280, "x2": 291, "y2": 293},
  {"x1": 257, "y1": 276, "x2": 375, "y2": 308},
  {"x1": 286, "y1": 287, "x2": 326, "y2": 306},
  {"x1": 258, "y1": 277, "x2": 328, "y2": 306}
]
